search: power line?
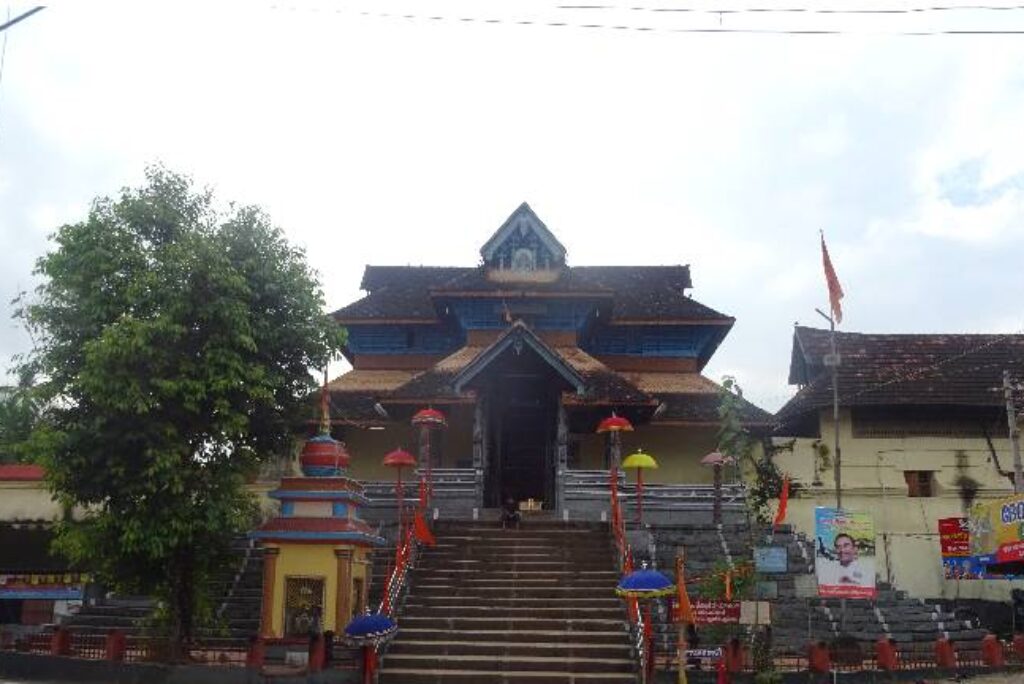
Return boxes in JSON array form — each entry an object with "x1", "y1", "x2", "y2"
[
  {"x1": 0, "y1": 5, "x2": 43, "y2": 34},
  {"x1": 270, "y1": 4, "x2": 1024, "y2": 35},
  {"x1": 558, "y1": 2, "x2": 1024, "y2": 15}
]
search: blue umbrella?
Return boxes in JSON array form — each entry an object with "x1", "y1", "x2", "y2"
[
  {"x1": 616, "y1": 568, "x2": 676, "y2": 600},
  {"x1": 344, "y1": 612, "x2": 398, "y2": 646}
]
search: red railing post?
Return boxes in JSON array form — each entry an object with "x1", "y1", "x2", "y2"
[
  {"x1": 1013, "y1": 633, "x2": 1024, "y2": 662},
  {"x1": 246, "y1": 636, "x2": 265, "y2": 669},
  {"x1": 808, "y1": 641, "x2": 830, "y2": 673},
  {"x1": 105, "y1": 629, "x2": 126, "y2": 661},
  {"x1": 876, "y1": 638, "x2": 898, "y2": 671},
  {"x1": 50, "y1": 627, "x2": 71, "y2": 656},
  {"x1": 308, "y1": 633, "x2": 325, "y2": 673},
  {"x1": 981, "y1": 634, "x2": 1004, "y2": 667},
  {"x1": 934, "y1": 637, "x2": 956, "y2": 669}
]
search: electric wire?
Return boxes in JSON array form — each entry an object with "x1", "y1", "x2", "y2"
[{"x1": 268, "y1": 3, "x2": 1024, "y2": 35}]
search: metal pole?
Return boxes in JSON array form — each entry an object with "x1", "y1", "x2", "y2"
[
  {"x1": 1004, "y1": 370, "x2": 1023, "y2": 494},
  {"x1": 829, "y1": 316, "x2": 842, "y2": 510},
  {"x1": 815, "y1": 307, "x2": 842, "y2": 510}
]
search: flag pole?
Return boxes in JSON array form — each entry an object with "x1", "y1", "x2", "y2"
[{"x1": 815, "y1": 307, "x2": 842, "y2": 511}]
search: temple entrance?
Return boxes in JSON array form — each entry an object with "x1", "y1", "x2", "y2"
[
  {"x1": 481, "y1": 367, "x2": 563, "y2": 509},
  {"x1": 456, "y1": 324, "x2": 584, "y2": 510},
  {"x1": 486, "y1": 382, "x2": 556, "y2": 508}
]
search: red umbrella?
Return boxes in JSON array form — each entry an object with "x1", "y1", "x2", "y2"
[
  {"x1": 411, "y1": 408, "x2": 447, "y2": 504},
  {"x1": 597, "y1": 413, "x2": 633, "y2": 503},
  {"x1": 383, "y1": 448, "x2": 416, "y2": 540}
]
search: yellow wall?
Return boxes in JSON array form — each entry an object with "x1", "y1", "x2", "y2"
[
  {"x1": 775, "y1": 408, "x2": 1024, "y2": 600},
  {"x1": 268, "y1": 543, "x2": 372, "y2": 636},
  {"x1": 575, "y1": 425, "x2": 735, "y2": 484},
  {"x1": 0, "y1": 482, "x2": 63, "y2": 521}
]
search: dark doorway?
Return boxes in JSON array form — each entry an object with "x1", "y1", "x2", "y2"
[{"x1": 483, "y1": 366, "x2": 560, "y2": 509}]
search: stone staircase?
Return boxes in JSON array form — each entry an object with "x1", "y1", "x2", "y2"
[
  {"x1": 60, "y1": 536, "x2": 263, "y2": 639},
  {"x1": 379, "y1": 517, "x2": 638, "y2": 683}
]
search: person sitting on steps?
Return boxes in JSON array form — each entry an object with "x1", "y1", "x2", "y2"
[{"x1": 500, "y1": 497, "x2": 521, "y2": 529}]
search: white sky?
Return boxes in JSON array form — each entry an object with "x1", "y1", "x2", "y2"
[{"x1": 1, "y1": 1, "x2": 1023, "y2": 411}]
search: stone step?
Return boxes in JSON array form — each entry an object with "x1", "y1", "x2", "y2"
[
  {"x1": 402, "y1": 605, "x2": 625, "y2": 620},
  {"x1": 410, "y1": 586, "x2": 619, "y2": 599},
  {"x1": 405, "y1": 593, "x2": 614, "y2": 602},
  {"x1": 382, "y1": 653, "x2": 635, "y2": 674},
  {"x1": 398, "y1": 616, "x2": 626, "y2": 632},
  {"x1": 389, "y1": 639, "x2": 633, "y2": 658},
  {"x1": 396, "y1": 628, "x2": 629, "y2": 645},
  {"x1": 380, "y1": 668, "x2": 636, "y2": 683}
]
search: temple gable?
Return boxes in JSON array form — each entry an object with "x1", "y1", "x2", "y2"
[{"x1": 479, "y1": 202, "x2": 567, "y2": 277}]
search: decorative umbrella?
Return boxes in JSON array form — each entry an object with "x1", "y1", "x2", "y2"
[
  {"x1": 616, "y1": 566, "x2": 676, "y2": 599},
  {"x1": 616, "y1": 563, "x2": 675, "y2": 683},
  {"x1": 411, "y1": 408, "x2": 447, "y2": 503},
  {"x1": 622, "y1": 449, "x2": 658, "y2": 527},
  {"x1": 383, "y1": 448, "x2": 416, "y2": 541},
  {"x1": 701, "y1": 451, "x2": 735, "y2": 525},
  {"x1": 596, "y1": 412, "x2": 633, "y2": 472},
  {"x1": 344, "y1": 612, "x2": 398, "y2": 684}
]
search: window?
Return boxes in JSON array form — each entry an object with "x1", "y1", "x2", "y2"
[{"x1": 905, "y1": 470, "x2": 935, "y2": 498}]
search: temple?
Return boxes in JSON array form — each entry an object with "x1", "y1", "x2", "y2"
[{"x1": 327, "y1": 202, "x2": 771, "y2": 514}]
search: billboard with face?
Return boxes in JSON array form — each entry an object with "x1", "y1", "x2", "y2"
[{"x1": 814, "y1": 507, "x2": 877, "y2": 599}]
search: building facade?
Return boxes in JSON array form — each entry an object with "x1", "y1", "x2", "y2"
[
  {"x1": 327, "y1": 203, "x2": 770, "y2": 511},
  {"x1": 774, "y1": 326, "x2": 1024, "y2": 600}
]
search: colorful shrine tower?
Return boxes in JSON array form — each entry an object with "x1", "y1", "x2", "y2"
[{"x1": 251, "y1": 392, "x2": 383, "y2": 639}]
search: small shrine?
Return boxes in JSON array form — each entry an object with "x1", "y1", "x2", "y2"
[{"x1": 251, "y1": 389, "x2": 383, "y2": 639}]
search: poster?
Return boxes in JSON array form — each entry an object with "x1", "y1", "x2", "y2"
[
  {"x1": 939, "y1": 517, "x2": 988, "y2": 580},
  {"x1": 970, "y1": 495, "x2": 1024, "y2": 565},
  {"x1": 814, "y1": 507, "x2": 877, "y2": 599}
]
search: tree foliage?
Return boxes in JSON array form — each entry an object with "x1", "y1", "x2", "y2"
[
  {"x1": 16, "y1": 166, "x2": 344, "y2": 651},
  {"x1": 717, "y1": 376, "x2": 786, "y2": 525},
  {"x1": 0, "y1": 368, "x2": 40, "y2": 463}
]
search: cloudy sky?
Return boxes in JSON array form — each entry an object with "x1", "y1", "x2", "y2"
[{"x1": 1, "y1": 1, "x2": 1023, "y2": 411}]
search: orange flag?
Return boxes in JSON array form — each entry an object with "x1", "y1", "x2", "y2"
[
  {"x1": 820, "y1": 232, "x2": 844, "y2": 324},
  {"x1": 674, "y1": 556, "x2": 694, "y2": 623},
  {"x1": 413, "y1": 510, "x2": 436, "y2": 546},
  {"x1": 773, "y1": 476, "x2": 790, "y2": 531},
  {"x1": 724, "y1": 570, "x2": 733, "y2": 601}
]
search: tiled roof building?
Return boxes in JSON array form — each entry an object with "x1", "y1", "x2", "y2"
[{"x1": 327, "y1": 203, "x2": 770, "y2": 506}]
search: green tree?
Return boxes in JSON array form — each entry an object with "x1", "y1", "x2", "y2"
[
  {"x1": 717, "y1": 376, "x2": 785, "y2": 525},
  {"x1": 16, "y1": 166, "x2": 344, "y2": 654},
  {"x1": 0, "y1": 377, "x2": 39, "y2": 463}
]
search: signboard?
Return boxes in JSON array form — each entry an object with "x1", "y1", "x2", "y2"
[
  {"x1": 739, "y1": 600, "x2": 771, "y2": 625},
  {"x1": 814, "y1": 507, "x2": 877, "y2": 599},
  {"x1": 754, "y1": 546, "x2": 788, "y2": 574},
  {"x1": 693, "y1": 599, "x2": 741, "y2": 625},
  {"x1": 754, "y1": 580, "x2": 778, "y2": 600},
  {"x1": 970, "y1": 495, "x2": 1024, "y2": 565},
  {"x1": 939, "y1": 517, "x2": 989, "y2": 580}
]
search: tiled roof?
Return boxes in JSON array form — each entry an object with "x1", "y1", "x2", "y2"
[
  {"x1": 622, "y1": 372, "x2": 721, "y2": 394},
  {"x1": 651, "y1": 391, "x2": 773, "y2": 427},
  {"x1": 360, "y1": 266, "x2": 473, "y2": 292},
  {"x1": 0, "y1": 464, "x2": 45, "y2": 481},
  {"x1": 327, "y1": 370, "x2": 416, "y2": 393},
  {"x1": 555, "y1": 347, "x2": 653, "y2": 405},
  {"x1": 334, "y1": 264, "x2": 731, "y2": 323},
  {"x1": 777, "y1": 326, "x2": 1024, "y2": 423}
]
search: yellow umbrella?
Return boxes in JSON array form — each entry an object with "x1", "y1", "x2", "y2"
[{"x1": 622, "y1": 450, "x2": 658, "y2": 526}]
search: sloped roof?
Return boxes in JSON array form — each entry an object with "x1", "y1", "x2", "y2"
[
  {"x1": 777, "y1": 326, "x2": 1024, "y2": 423},
  {"x1": 334, "y1": 263, "x2": 730, "y2": 324}
]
